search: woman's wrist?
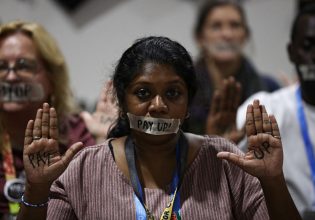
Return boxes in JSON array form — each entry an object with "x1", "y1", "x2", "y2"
[
  {"x1": 258, "y1": 172, "x2": 286, "y2": 188},
  {"x1": 23, "y1": 182, "x2": 51, "y2": 204}
]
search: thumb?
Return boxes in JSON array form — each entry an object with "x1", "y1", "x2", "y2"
[
  {"x1": 56, "y1": 142, "x2": 84, "y2": 173},
  {"x1": 217, "y1": 152, "x2": 245, "y2": 169},
  {"x1": 80, "y1": 111, "x2": 93, "y2": 124},
  {"x1": 62, "y1": 142, "x2": 84, "y2": 166}
]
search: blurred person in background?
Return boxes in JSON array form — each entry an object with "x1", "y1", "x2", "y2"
[
  {"x1": 236, "y1": 4, "x2": 315, "y2": 219},
  {"x1": 0, "y1": 20, "x2": 116, "y2": 219},
  {"x1": 185, "y1": 1, "x2": 281, "y2": 143}
]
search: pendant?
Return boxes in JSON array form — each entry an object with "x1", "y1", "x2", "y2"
[
  {"x1": 146, "y1": 210, "x2": 155, "y2": 220},
  {"x1": 4, "y1": 178, "x2": 25, "y2": 202}
]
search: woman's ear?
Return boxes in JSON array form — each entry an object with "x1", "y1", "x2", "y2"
[
  {"x1": 185, "y1": 112, "x2": 190, "y2": 119},
  {"x1": 195, "y1": 34, "x2": 204, "y2": 51},
  {"x1": 245, "y1": 25, "x2": 251, "y2": 40},
  {"x1": 287, "y1": 42, "x2": 296, "y2": 63}
]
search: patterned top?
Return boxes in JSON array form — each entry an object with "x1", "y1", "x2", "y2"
[{"x1": 48, "y1": 135, "x2": 269, "y2": 220}]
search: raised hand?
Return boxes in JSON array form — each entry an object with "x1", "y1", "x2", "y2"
[
  {"x1": 23, "y1": 103, "x2": 83, "y2": 186},
  {"x1": 206, "y1": 77, "x2": 245, "y2": 144},
  {"x1": 217, "y1": 99, "x2": 283, "y2": 179},
  {"x1": 80, "y1": 80, "x2": 118, "y2": 143}
]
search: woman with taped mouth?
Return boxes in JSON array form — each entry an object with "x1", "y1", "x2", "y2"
[
  {"x1": 0, "y1": 21, "x2": 116, "y2": 219},
  {"x1": 17, "y1": 36, "x2": 300, "y2": 220},
  {"x1": 185, "y1": 1, "x2": 281, "y2": 143}
]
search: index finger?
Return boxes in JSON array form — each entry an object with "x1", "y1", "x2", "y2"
[
  {"x1": 24, "y1": 120, "x2": 34, "y2": 146},
  {"x1": 270, "y1": 115, "x2": 281, "y2": 138}
]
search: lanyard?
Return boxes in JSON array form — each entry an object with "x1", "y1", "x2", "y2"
[
  {"x1": 2, "y1": 133, "x2": 20, "y2": 215},
  {"x1": 125, "y1": 131, "x2": 188, "y2": 220},
  {"x1": 296, "y1": 86, "x2": 315, "y2": 208}
]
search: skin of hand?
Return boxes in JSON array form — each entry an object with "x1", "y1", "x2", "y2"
[
  {"x1": 206, "y1": 76, "x2": 245, "y2": 144},
  {"x1": 80, "y1": 80, "x2": 119, "y2": 143},
  {"x1": 23, "y1": 103, "x2": 84, "y2": 188},
  {"x1": 217, "y1": 99, "x2": 283, "y2": 180}
]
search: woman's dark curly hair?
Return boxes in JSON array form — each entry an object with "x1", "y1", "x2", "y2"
[{"x1": 108, "y1": 36, "x2": 197, "y2": 138}]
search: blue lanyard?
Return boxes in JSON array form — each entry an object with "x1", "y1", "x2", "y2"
[
  {"x1": 133, "y1": 153, "x2": 180, "y2": 220},
  {"x1": 125, "y1": 132, "x2": 187, "y2": 220},
  {"x1": 296, "y1": 86, "x2": 315, "y2": 208}
]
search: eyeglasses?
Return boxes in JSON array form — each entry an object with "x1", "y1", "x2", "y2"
[{"x1": 0, "y1": 58, "x2": 40, "y2": 79}]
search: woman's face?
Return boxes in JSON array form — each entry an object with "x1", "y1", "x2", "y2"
[
  {"x1": 125, "y1": 62, "x2": 189, "y2": 140},
  {"x1": 0, "y1": 32, "x2": 52, "y2": 113},
  {"x1": 198, "y1": 5, "x2": 247, "y2": 63}
]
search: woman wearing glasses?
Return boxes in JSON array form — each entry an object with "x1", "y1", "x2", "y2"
[{"x1": 0, "y1": 21, "x2": 116, "y2": 220}]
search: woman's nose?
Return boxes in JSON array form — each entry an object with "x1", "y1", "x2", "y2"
[
  {"x1": 221, "y1": 26, "x2": 234, "y2": 40},
  {"x1": 3, "y1": 69, "x2": 20, "y2": 82},
  {"x1": 148, "y1": 95, "x2": 168, "y2": 114}
]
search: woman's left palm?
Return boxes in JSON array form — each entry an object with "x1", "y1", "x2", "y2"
[{"x1": 218, "y1": 100, "x2": 283, "y2": 179}]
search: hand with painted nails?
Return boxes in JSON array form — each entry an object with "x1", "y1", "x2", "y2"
[
  {"x1": 206, "y1": 77, "x2": 245, "y2": 144},
  {"x1": 217, "y1": 99, "x2": 283, "y2": 180},
  {"x1": 80, "y1": 80, "x2": 118, "y2": 143},
  {"x1": 23, "y1": 103, "x2": 84, "y2": 186}
]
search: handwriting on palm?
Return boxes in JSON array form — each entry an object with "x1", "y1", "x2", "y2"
[
  {"x1": 217, "y1": 100, "x2": 283, "y2": 179},
  {"x1": 206, "y1": 77, "x2": 245, "y2": 144},
  {"x1": 23, "y1": 103, "x2": 83, "y2": 185},
  {"x1": 80, "y1": 80, "x2": 118, "y2": 141}
]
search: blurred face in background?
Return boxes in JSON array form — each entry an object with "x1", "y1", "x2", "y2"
[
  {"x1": 289, "y1": 15, "x2": 315, "y2": 69},
  {"x1": 198, "y1": 5, "x2": 248, "y2": 63},
  {"x1": 0, "y1": 32, "x2": 52, "y2": 113},
  {"x1": 289, "y1": 14, "x2": 315, "y2": 102}
]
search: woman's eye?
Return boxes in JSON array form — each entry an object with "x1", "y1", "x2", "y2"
[
  {"x1": 209, "y1": 22, "x2": 222, "y2": 31},
  {"x1": 230, "y1": 21, "x2": 242, "y2": 30},
  {"x1": 303, "y1": 39, "x2": 313, "y2": 51},
  {"x1": 166, "y1": 89, "x2": 180, "y2": 99},
  {"x1": 135, "y1": 88, "x2": 151, "y2": 99},
  {"x1": 0, "y1": 61, "x2": 8, "y2": 71},
  {"x1": 16, "y1": 59, "x2": 37, "y2": 71}
]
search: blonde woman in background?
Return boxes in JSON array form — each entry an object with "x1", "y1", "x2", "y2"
[{"x1": 0, "y1": 20, "x2": 116, "y2": 219}]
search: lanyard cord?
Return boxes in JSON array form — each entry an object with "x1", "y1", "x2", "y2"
[
  {"x1": 125, "y1": 131, "x2": 188, "y2": 220},
  {"x1": 2, "y1": 133, "x2": 20, "y2": 215},
  {"x1": 296, "y1": 86, "x2": 315, "y2": 208}
]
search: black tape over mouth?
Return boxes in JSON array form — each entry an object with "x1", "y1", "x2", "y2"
[{"x1": 0, "y1": 82, "x2": 44, "y2": 102}]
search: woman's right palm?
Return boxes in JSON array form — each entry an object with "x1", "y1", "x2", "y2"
[{"x1": 23, "y1": 103, "x2": 83, "y2": 186}]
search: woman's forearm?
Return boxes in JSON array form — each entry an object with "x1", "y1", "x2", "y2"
[{"x1": 259, "y1": 174, "x2": 302, "y2": 220}]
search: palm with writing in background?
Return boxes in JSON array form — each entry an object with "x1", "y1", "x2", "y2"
[
  {"x1": 80, "y1": 80, "x2": 118, "y2": 143},
  {"x1": 23, "y1": 103, "x2": 83, "y2": 186},
  {"x1": 217, "y1": 100, "x2": 283, "y2": 179}
]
